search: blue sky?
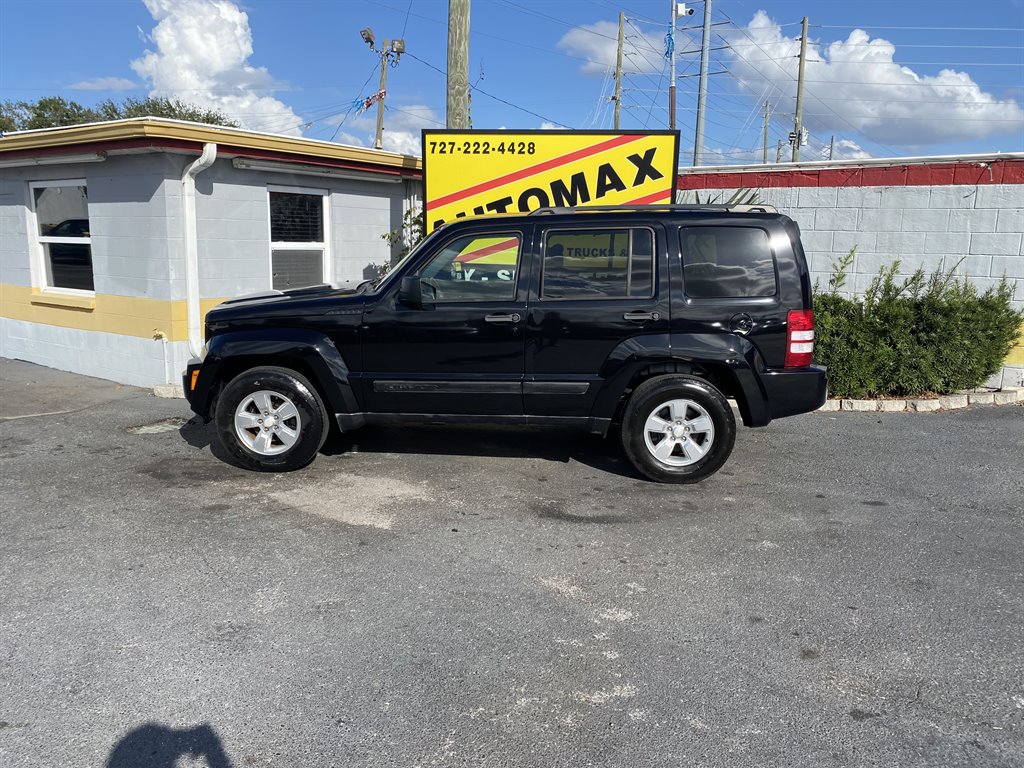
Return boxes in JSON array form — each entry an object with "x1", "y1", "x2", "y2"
[{"x1": 2, "y1": 0, "x2": 1022, "y2": 164}]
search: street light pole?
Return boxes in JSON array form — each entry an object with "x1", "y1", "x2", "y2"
[
  {"x1": 375, "y1": 42, "x2": 389, "y2": 150},
  {"x1": 358, "y1": 27, "x2": 405, "y2": 150}
]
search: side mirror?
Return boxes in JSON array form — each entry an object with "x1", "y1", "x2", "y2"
[{"x1": 397, "y1": 274, "x2": 423, "y2": 308}]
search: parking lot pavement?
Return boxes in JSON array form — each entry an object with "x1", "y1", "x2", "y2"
[{"x1": 1, "y1": 359, "x2": 1022, "y2": 768}]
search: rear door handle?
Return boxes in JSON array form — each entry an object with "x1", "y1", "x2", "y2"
[
  {"x1": 623, "y1": 311, "x2": 660, "y2": 322},
  {"x1": 485, "y1": 313, "x2": 521, "y2": 324}
]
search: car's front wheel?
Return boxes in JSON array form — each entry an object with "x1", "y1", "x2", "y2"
[
  {"x1": 214, "y1": 366, "x2": 328, "y2": 471},
  {"x1": 620, "y1": 375, "x2": 736, "y2": 483}
]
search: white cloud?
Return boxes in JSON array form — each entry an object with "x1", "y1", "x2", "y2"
[
  {"x1": 68, "y1": 77, "x2": 138, "y2": 91},
  {"x1": 131, "y1": 0, "x2": 302, "y2": 135},
  {"x1": 539, "y1": 121, "x2": 567, "y2": 130},
  {"x1": 724, "y1": 11, "x2": 1024, "y2": 147},
  {"x1": 557, "y1": 21, "x2": 671, "y2": 76},
  {"x1": 382, "y1": 105, "x2": 442, "y2": 155},
  {"x1": 827, "y1": 139, "x2": 872, "y2": 161}
]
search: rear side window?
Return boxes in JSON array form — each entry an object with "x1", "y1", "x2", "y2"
[
  {"x1": 542, "y1": 228, "x2": 654, "y2": 299},
  {"x1": 680, "y1": 227, "x2": 777, "y2": 298}
]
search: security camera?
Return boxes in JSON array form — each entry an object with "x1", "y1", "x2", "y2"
[{"x1": 677, "y1": 3, "x2": 695, "y2": 16}]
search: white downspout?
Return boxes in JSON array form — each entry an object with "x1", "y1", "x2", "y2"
[{"x1": 182, "y1": 142, "x2": 217, "y2": 359}]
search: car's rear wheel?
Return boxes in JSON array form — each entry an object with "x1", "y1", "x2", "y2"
[
  {"x1": 214, "y1": 366, "x2": 328, "y2": 471},
  {"x1": 621, "y1": 375, "x2": 735, "y2": 483}
]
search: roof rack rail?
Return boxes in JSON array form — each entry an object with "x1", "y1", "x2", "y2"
[{"x1": 528, "y1": 203, "x2": 777, "y2": 215}]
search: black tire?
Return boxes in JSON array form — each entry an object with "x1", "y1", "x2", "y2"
[
  {"x1": 620, "y1": 375, "x2": 736, "y2": 483},
  {"x1": 214, "y1": 366, "x2": 329, "y2": 472}
]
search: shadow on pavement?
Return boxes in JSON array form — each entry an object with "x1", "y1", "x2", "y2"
[
  {"x1": 180, "y1": 416, "x2": 640, "y2": 479},
  {"x1": 106, "y1": 722, "x2": 232, "y2": 767},
  {"x1": 323, "y1": 423, "x2": 641, "y2": 479}
]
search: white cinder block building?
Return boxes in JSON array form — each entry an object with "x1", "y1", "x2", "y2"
[
  {"x1": 678, "y1": 154, "x2": 1024, "y2": 387},
  {"x1": 0, "y1": 118, "x2": 422, "y2": 387}
]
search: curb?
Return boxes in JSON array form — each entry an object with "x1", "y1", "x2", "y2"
[
  {"x1": 153, "y1": 384, "x2": 185, "y2": 399},
  {"x1": 817, "y1": 387, "x2": 1023, "y2": 413}
]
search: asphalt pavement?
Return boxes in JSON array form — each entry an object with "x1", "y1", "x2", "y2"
[{"x1": 1, "y1": 359, "x2": 1022, "y2": 768}]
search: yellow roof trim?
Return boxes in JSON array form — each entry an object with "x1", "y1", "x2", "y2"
[{"x1": 0, "y1": 117, "x2": 422, "y2": 172}]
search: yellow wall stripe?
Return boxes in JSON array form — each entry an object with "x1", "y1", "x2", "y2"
[{"x1": 1, "y1": 284, "x2": 227, "y2": 341}]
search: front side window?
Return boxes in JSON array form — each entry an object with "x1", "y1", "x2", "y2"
[
  {"x1": 418, "y1": 233, "x2": 521, "y2": 302},
  {"x1": 541, "y1": 228, "x2": 654, "y2": 299},
  {"x1": 31, "y1": 181, "x2": 93, "y2": 292},
  {"x1": 269, "y1": 187, "x2": 328, "y2": 290},
  {"x1": 680, "y1": 227, "x2": 777, "y2": 298}
]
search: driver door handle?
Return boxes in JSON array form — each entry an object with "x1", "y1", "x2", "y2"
[
  {"x1": 485, "y1": 313, "x2": 521, "y2": 324},
  {"x1": 623, "y1": 311, "x2": 660, "y2": 322}
]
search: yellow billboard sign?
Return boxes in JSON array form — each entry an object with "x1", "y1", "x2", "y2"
[{"x1": 422, "y1": 130, "x2": 679, "y2": 232}]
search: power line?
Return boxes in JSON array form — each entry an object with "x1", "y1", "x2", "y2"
[
  {"x1": 385, "y1": 104, "x2": 445, "y2": 127},
  {"x1": 811, "y1": 24, "x2": 1024, "y2": 32},
  {"x1": 400, "y1": 0, "x2": 414, "y2": 38},
  {"x1": 403, "y1": 52, "x2": 565, "y2": 127}
]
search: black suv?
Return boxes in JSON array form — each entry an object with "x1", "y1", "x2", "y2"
[{"x1": 184, "y1": 205, "x2": 826, "y2": 483}]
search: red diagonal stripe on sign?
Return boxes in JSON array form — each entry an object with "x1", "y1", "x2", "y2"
[
  {"x1": 455, "y1": 236, "x2": 520, "y2": 262},
  {"x1": 429, "y1": 134, "x2": 650, "y2": 210},
  {"x1": 623, "y1": 188, "x2": 674, "y2": 206}
]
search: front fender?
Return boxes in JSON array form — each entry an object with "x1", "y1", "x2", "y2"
[
  {"x1": 589, "y1": 333, "x2": 771, "y2": 427},
  {"x1": 185, "y1": 328, "x2": 358, "y2": 419}
]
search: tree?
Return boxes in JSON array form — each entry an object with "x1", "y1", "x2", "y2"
[
  {"x1": 95, "y1": 97, "x2": 238, "y2": 126},
  {"x1": 0, "y1": 96, "x2": 238, "y2": 132}
]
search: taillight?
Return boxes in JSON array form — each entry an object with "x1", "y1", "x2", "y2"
[{"x1": 785, "y1": 309, "x2": 815, "y2": 368}]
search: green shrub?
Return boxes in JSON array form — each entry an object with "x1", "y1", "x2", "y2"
[{"x1": 813, "y1": 252, "x2": 1023, "y2": 398}]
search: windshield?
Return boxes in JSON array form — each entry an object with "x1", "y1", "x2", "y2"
[{"x1": 370, "y1": 226, "x2": 448, "y2": 292}]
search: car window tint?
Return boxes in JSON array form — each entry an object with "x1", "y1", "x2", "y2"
[
  {"x1": 419, "y1": 233, "x2": 520, "y2": 302},
  {"x1": 680, "y1": 227, "x2": 777, "y2": 298},
  {"x1": 542, "y1": 228, "x2": 655, "y2": 299}
]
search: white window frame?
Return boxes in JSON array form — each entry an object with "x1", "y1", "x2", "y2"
[
  {"x1": 27, "y1": 178, "x2": 94, "y2": 296},
  {"x1": 267, "y1": 184, "x2": 331, "y2": 289}
]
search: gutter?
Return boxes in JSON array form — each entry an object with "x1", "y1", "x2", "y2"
[{"x1": 182, "y1": 142, "x2": 217, "y2": 359}]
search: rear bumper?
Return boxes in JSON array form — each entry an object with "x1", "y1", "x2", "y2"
[{"x1": 762, "y1": 364, "x2": 828, "y2": 421}]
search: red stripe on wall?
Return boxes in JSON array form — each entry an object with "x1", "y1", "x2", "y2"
[{"x1": 677, "y1": 159, "x2": 1024, "y2": 189}]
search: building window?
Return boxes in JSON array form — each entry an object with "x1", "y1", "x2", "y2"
[
  {"x1": 680, "y1": 227, "x2": 777, "y2": 298},
  {"x1": 30, "y1": 181, "x2": 93, "y2": 292},
  {"x1": 541, "y1": 228, "x2": 654, "y2": 299},
  {"x1": 269, "y1": 186, "x2": 329, "y2": 290}
]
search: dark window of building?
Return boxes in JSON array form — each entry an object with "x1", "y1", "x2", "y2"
[{"x1": 32, "y1": 182, "x2": 93, "y2": 292}]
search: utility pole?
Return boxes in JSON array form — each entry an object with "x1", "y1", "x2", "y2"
[
  {"x1": 668, "y1": 1, "x2": 677, "y2": 131},
  {"x1": 447, "y1": 0, "x2": 471, "y2": 129},
  {"x1": 828, "y1": 134, "x2": 835, "y2": 161},
  {"x1": 374, "y1": 47, "x2": 389, "y2": 150},
  {"x1": 614, "y1": 12, "x2": 624, "y2": 129},
  {"x1": 776, "y1": 140, "x2": 784, "y2": 163},
  {"x1": 791, "y1": 15, "x2": 808, "y2": 162},
  {"x1": 762, "y1": 101, "x2": 770, "y2": 164},
  {"x1": 359, "y1": 27, "x2": 405, "y2": 150},
  {"x1": 693, "y1": 0, "x2": 712, "y2": 166}
]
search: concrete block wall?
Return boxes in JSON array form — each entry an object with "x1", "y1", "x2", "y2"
[
  {"x1": 678, "y1": 159, "x2": 1024, "y2": 387},
  {"x1": 195, "y1": 162, "x2": 406, "y2": 297}
]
